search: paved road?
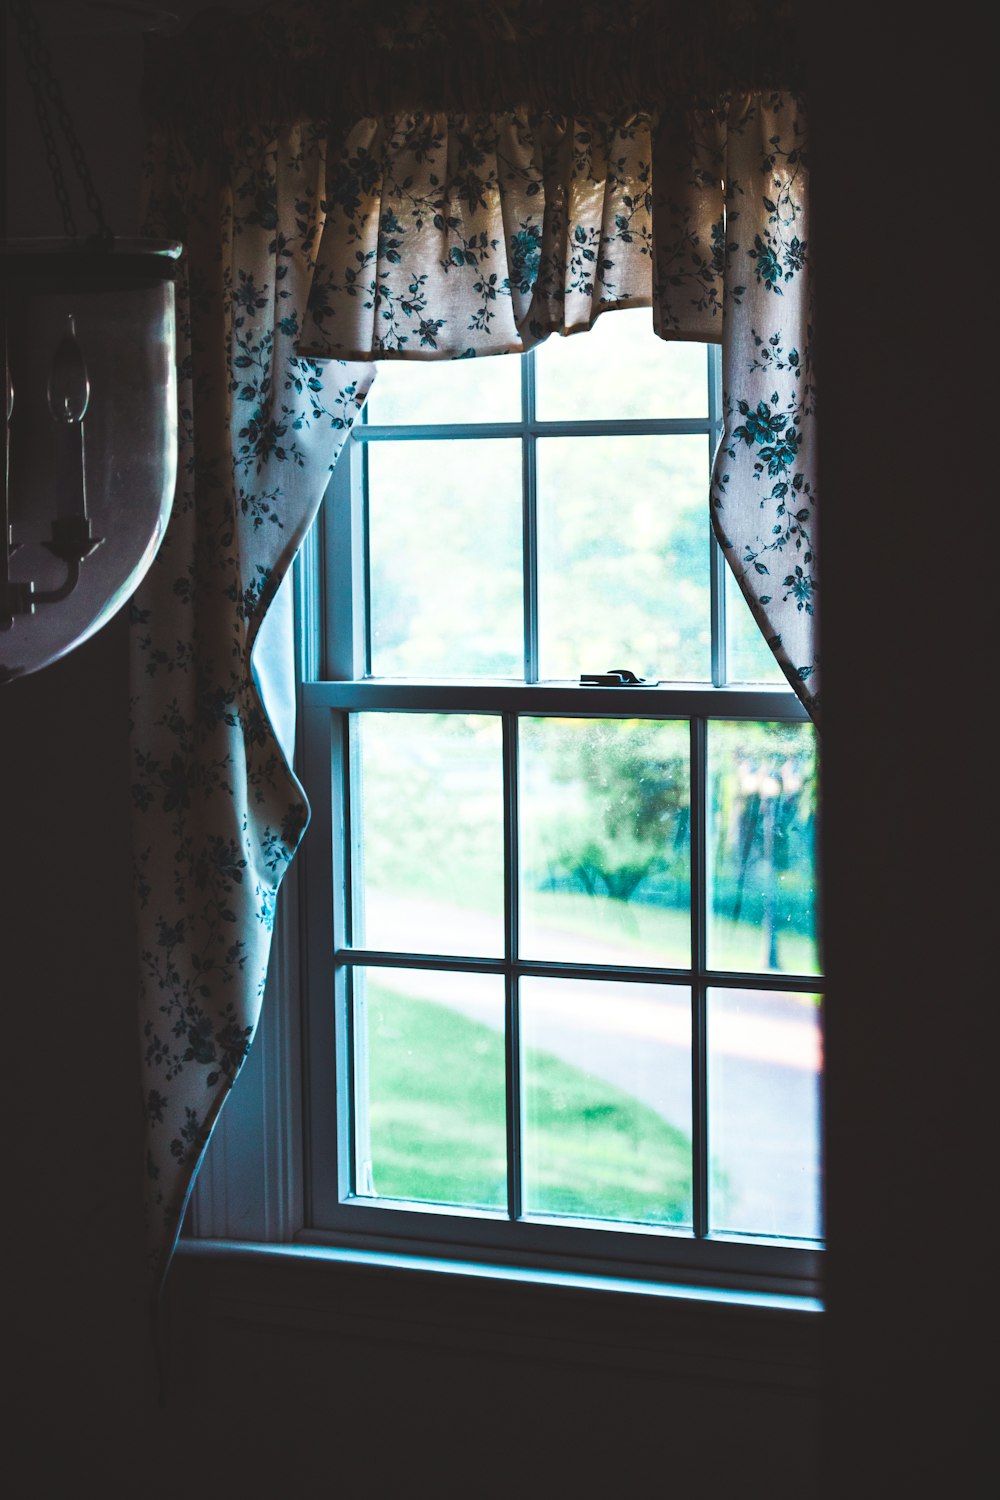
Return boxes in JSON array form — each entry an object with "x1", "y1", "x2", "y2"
[{"x1": 361, "y1": 896, "x2": 823, "y2": 1240}]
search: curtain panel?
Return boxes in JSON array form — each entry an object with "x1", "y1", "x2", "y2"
[
  {"x1": 132, "y1": 119, "x2": 375, "y2": 1284},
  {"x1": 135, "y1": 0, "x2": 814, "y2": 1286}
]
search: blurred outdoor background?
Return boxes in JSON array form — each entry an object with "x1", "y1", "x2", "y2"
[{"x1": 347, "y1": 312, "x2": 822, "y2": 1243}]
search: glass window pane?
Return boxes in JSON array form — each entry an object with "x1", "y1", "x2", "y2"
[
  {"x1": 725, "y1": 569, "x2": 785, "y2": 685},
  {"x1": 364, "y1": 352, "x2": 521, "y2": 426},
  {"x1": 521, "y1": 976, "x2": 692, "y2": 1226},
  {"x1": 355, "y1": 712, "x2": 504, "y2": 957},
  {"x1": 368, "y1": 439, "x2": 522, "y2": 677},
  {"x1": 519, "y1": 717, "x2": 690, "y2": 967},
  {"x1": 708, "y1": 987, "x2": 823, "y2": 1240},
  {"x1": 534, "y1": 309, "x2": 708, "y2": 422},
  {"x1": 354, "y1": 966, "x2": 507, "y2": 1210},
  {"x1": 707, "y1": 720, "x2": 820, "y2": 975},
  {"x1": 537, "y1": 435, "x2": 711, "y2": 681}
]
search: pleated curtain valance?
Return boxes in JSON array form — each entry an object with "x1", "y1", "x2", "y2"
[
  {"x1": 298, "y1": 104, "x2": 740, "y2": 359},
  {"x1": 135, "y1": 0, "x2": 815, "y2": 1289}
]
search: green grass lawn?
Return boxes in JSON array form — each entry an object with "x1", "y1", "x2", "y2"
[{"x1": 365, "y1": 982, "x2": 693, "y2": 1225}]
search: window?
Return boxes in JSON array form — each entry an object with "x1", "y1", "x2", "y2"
[{"x1": 298, "y1": 310, "x2": 822, "y2": 1296}]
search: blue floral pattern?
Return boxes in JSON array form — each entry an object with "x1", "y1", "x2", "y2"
[
  {"x1": 133, "y1": 120, "x2": 374, "y2": 1283},
  {"x1": 135, "y1": 5, "x2": 814, "y2": 1286},
  {"x1": 710, "y1": 92, "x2": 817, "y2": 712},
  {"x1": 300, "y1": 111, "x2": 661, "y2": 357}
]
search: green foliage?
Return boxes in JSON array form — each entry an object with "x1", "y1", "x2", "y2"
[
  {"x1": 359, "y1": 710, "x2": 820, "y2": 974},
  {"x1": 523, "y1": 716, "x2": 690, "y2": 911},
  {"x1": 709, "y1": 720, "x2": 819, "y2": 966},
  {"x1": 523, "y1": 715, "x2": 819, "y2": 971},
  {"x1": 535, "y1": 432, "x2": 711, "y2": 681}
]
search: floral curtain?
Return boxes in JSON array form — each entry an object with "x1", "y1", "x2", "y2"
[
  {"x1": 132, "y1": 117, "x2": 375, "y2": 1285},
  {"x1": 135, "y1": 0, "x2": 814, "y2": 1287}
]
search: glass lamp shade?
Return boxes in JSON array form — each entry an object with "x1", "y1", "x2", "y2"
[{"x1": 1, "y1": 238, "x2": 181, "y2": 681}]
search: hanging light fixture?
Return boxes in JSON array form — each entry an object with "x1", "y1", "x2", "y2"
[{"x1": 1, "y1": 0, "x2": 180, "y2": 682}]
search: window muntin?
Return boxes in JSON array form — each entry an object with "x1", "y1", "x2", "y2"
[{"x1": 300, "y1": 310, "x2": 822, "y2": 1295}]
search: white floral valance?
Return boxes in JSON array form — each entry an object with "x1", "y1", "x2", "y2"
[{"x1": 298, "y1": 107, "x2": 724, "y2": 358}]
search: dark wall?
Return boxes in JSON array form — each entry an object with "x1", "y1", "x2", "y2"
[
  {"x1": 3, "y1": 5, "x2": 988, "y2": 1497},
  {"x1": 2, "y1": 0, "x2": 159, "y2": 1476},
  {"x1": 1, "y1": 3, "x2": 256, "y2": 1489},
  {"x1": 808, "y1": 10, "x2": 990, "y2": 1495}
]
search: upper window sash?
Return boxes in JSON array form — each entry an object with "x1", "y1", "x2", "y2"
[{"x1": 311, "y1": 345, "x2": 790, "y2": 697}]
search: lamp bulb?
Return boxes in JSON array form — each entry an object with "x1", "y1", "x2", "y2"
[{"x1": 47, "y1": 314, "x2": 90, "y2": 424}]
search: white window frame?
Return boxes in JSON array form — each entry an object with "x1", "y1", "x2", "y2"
[
  {"x1": 187, "y1": 337, "x2": 821, "y2": 1302},
  {"x1": 287, "y1": 341, "x2": 823, "y2": 1301}
]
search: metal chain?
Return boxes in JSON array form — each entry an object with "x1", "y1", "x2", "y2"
[{"x1": 11, "y1": 0, "x2": 113, "y2": 243}]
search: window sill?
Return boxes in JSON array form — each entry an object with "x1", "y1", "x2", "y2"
[
  {"x1": 170, "y1": 1238, "x2": 821, "y2": 1393},
  {"x1": 178, "y1": 1235, "x2": 821, "y2": 1313}
]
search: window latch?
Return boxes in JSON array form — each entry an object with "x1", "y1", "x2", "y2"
[{"x1": 579, "y1": 668, "x2": 659, "y2": 687}]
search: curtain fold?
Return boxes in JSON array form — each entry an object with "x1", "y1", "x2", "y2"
[
  {"x1": 299, "y1": 110, "x2": 665, "y2": 358},
  {"x1": 711, "y1": 91, "x2": 816, "y2": 712},
  {"x1": 132, "y1": 118, "x2": 374, "y2": 1285},
  {"x1": 134, "y1": 0, "x2": 812, "y2": 1286}
]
